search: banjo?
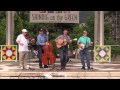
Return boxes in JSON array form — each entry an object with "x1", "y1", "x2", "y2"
[
  {"x1": 78, "y1": 43, "x2": 86, "y2": 50},
  {"x1": 78, "y1": 42, "x2": 93, "y2": 51}
]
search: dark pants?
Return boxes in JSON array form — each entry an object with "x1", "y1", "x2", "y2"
[
  {"x1": 60, "y1": 46, "x2": 68, "y2": 68},
  {"x1": 37, "y1": 45, "x2": 43, "y2": 67},
  {"x1": 80, "y1": 48, "x2": 90, "y2": 68}
]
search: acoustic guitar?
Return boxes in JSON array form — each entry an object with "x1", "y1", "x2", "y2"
[{"x1": 56, "y1": 38, "x2": 77, "y2": 48}]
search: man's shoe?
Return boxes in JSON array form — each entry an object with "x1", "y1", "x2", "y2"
[
  {"x1": 88, "y1": 67, "x2": 93, "y2": 70},
  {"x1": 81, "y1": 66, "x2": 85, "y2": 70},
  {"x1": 24, "y1": 68, "x2": 29, "y2": 70},
  {"x1": 24, "y1": 66, "x2": 29, "y2": 70},
  {"x1": 44, "y1": 65, "x2": 48, "y2": 68},
  {"x1": 20, "y1": 66, "x2": 23, "y2": 69},
  {"x1": 60, "y1": 66, "x2": 65, "y2": 70},
  {"x1": 39, "y1": 66, "x2": 43, "y2": 68}
]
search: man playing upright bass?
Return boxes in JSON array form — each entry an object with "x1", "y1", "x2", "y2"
[{"x1": 36, "y1": 29, "x2": 49, "y2": 68}]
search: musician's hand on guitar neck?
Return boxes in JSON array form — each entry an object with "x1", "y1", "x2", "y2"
[
  {"x1": 69, "y1": 40, "x2": 73, "y2": 43},
  {"x1": 69, "y1": 38, "x2": 77, "y2": 43}
]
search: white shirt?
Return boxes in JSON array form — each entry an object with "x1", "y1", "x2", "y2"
[{"x1": 16, "y1": 34, "x2": 29, "y2": 52}]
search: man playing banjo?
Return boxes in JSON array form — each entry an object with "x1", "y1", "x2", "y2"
[{"x1": 77, "y1": 31, "x2": 93, "y2": 70}]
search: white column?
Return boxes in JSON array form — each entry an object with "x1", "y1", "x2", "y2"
[
  {"x1": 6, "y1": 11, "x2": 11, "y2": 45},
  {"x1": 94, "y1": 11, "x2": 99, "y2": 45},
  {"x1": 11, "y1": 11, "x2": 15, "y2": 45},
  {"x1": 6, "y1": 11, "x2": 14, "y2": 45},
  {"x1": 99, "y1": 11, "x2": 104, "y2": 46}
]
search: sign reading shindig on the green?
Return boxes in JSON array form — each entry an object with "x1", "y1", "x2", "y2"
[{"x1": 30, "y1": 11, "x2": 79, "y2": 23}]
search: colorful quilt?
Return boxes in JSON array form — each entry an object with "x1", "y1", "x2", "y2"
[
  {"x1": 94, "y1": 46, "x2": 111, "y2": 62},
  {"x1": 1, "y1": 45, "x2": 17, "y2": 62}
]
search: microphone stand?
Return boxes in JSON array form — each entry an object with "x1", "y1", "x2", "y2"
[
  {"x1": 89, "y1": 41, "x2": 96, "y2": 71},
  {"x1": 25, "y1": 34, "x2": 34, "y2": 71},
  {"x1": 28, "y1": 43, "x2": 34, "y2": 71},
  {"x1": 91, "y1": 40, "x2": 98, "y2": 70}
]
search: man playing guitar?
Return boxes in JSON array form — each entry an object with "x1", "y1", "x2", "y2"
[{"x1": 55, "y1": 29, "x2": 72, "y2": 70}]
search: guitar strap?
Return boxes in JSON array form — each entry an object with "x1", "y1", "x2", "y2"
[{"x1": 63, "y1": 35, "x2": 65, "y2": 47}]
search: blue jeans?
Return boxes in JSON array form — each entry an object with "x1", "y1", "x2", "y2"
[
  {"x1": 80, "y1": 48, "x2": 90, "y2": 68},
  {"x1": 60, "y1": 47, "x2": 68, "y2": 67}
]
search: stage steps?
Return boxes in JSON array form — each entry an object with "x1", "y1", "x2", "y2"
[{"x1": 0, "y1": 72, "x2": 120, "y2": 79}]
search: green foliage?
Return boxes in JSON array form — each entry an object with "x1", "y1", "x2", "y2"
[
  {"x1": 0, "y1": 19, "x2": 6, "y2": 45},
  {"x1": 104, "y1": 14, "x2": 120, "y2": 57},
  {"x1": 111, "y1": 46, "x2": 120, "y2": 57},
  {"x1": 86, "y1": 15, "x2": 94, "y2": 41},
  {"x1": 0, "y1": 12, "x2": 6, "y2": 45},
  {"x1": 69, "y1": 24, "x2": 82, "y2": 51},
  {"x1": 0, "y1": 11, "x2": 6, "y2": 19},
  {"x1": 14, "y1": 14, "x2": 23, "y2": 44}
]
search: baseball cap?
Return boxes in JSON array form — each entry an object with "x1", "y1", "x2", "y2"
[
  {"x1": 38, "y1": 28, "x2": 43, "y2": 32},
  {"x1": 83, "y1": 30, "x2": 87, "y2": 34},
  {"x1": 22, "y1": 29, "x2": 28, "y2": 32}
]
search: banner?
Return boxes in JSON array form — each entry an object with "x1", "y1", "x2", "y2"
[
  {"x1": 30, "y1": 11, "x2": 79, "y2": 23},
  {"x1": 94, "y1": 46, "x2": 111, "y2": 62},
  {"x1": 1, "y1": 45, "x2": 17, "y2": 62}
]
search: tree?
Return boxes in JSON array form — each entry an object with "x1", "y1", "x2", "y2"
[
  {"x1": 86, "y1": 15, "x2": 94, "y2": 41},
  {"x1": 0, "y1": 11, "x2": 6, "y2": 45},
  {"x1": 0, "y1": 18, "x2": 6, "y2": 45},
  {"x1": 14, "y1": 14, "x2": 23, "y2": 44}
]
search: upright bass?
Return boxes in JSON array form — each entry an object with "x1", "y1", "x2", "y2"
[{"x1": 41, "y1": 30, "x2": 56, "y2": 66}]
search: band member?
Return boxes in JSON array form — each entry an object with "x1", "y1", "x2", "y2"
[
  {"x1": 55, "y1": 29, "x2": 72, "y2": 70},
  {"x1": 36, "y1": 29, "x2": 49, "y2": 68},
  {"x1": 77, "y1": 31, "x2": 93, "y2": 70},
  {"x1": 16, "y1": 29, "x2": 29, "y2": 69}
]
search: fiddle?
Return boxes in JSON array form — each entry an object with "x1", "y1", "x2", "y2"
[{"x1": 25, "y1": 34, "x2": 35, "y2": 45}]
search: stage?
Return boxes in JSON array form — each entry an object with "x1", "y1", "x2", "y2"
[{"x1": 0, "y1": 59, "x2": 120, "y2": 79}]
